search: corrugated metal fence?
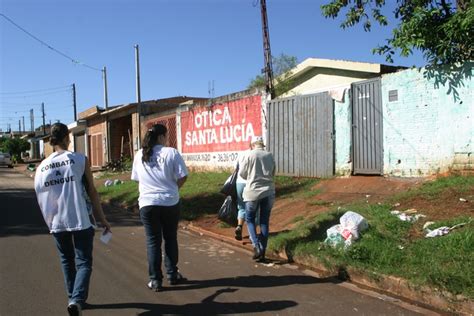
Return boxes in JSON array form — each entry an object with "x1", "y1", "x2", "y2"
[
  {"x1": 351, "y1": 78, "x2": 383, "y2": 175},
  {"x1": 267, "y1": 92, "x2": 334, "y2": 177}
]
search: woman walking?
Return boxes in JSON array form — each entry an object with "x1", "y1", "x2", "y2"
[
  {"x1": 131, "y1": 124, "x2": 188, "y2": 291},
  {"x1": 34, "y1": 123, "x2": 111, "y2": 316}
]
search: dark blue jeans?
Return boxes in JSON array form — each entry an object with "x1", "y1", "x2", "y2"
[
  {"x1": 245, "y1": 194, "x2": 275, "y2": 253},
  {"x1": 52, "y1": 226, "x2": 95, "y2": 306},
  {"x1": 140, "y1": 202, "x2": 180, "y2": 281}
]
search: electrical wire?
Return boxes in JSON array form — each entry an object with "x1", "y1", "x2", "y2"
[
  {"x1": 0, "y1": 88, "x2": 72, "y2": 99},
  {"x1": 0, "y1": 13, "x2": 102, "y2": 72},
  {"x1": 0, "y1": 85, "x2": 71, "y2": 95}
]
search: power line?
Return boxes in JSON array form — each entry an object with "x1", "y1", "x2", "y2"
[
  {"x1": 0, "y1": 88, "x2": 72, "y2": 99},
  {"x1": 0, "y1": 13, "x2": 102, "y2": 72},
  {"x1": 0, "y1": 85, "x2": 71, "y2": 95},
  {"x1": 0, "y1": 101, "x2": 43, "y2": 106}
]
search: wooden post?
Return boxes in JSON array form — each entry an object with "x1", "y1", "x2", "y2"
[{"x1": 128, "y1": 129, "x2": 133, "y2": 157}]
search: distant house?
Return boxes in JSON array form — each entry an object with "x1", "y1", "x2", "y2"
[
  {"x1": 278, "y1": 58, "x2": 403, "y2": 97},
  {"x1": 78, "y1": 96, "x2": 207, "y2": 168}
]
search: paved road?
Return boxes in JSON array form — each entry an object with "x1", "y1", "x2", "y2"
[{"x1": 0, "y1": 167, "x2": 436, "y2": 315}]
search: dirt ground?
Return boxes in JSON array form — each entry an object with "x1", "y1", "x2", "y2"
[{"x1": 189, "y1": 175, "x2": 473, "y2": 244}]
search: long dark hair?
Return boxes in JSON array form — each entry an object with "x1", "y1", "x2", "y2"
[
  {"x1": 142, "y1": 124, "x2": 167, "y2": 163},
  {"x1": 50, "y1": 123, "x2": 69, "y2": 146}
]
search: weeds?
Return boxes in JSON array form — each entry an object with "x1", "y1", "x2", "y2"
[{"x1": 267, "y1": 175, "x2": 474, "y2": 298}]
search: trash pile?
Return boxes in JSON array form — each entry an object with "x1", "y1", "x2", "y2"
[
  {"x1": 104, "y1": 179, "x2": 123, "y2": 187},
  {"x1": 324, "y1": 211, "x2": 368, "y2": 248},
  {"x1": 390, "y1": 204, "x2": 470, "y2": 238}
]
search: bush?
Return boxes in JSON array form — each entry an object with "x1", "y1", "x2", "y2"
[{"x1": 0, "y1": 138, "x2": 30, "y2": 163}]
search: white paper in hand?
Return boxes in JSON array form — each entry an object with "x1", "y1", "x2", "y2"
[{"x1": 100, "y1": 231, "x2": 112, "y2": 244}]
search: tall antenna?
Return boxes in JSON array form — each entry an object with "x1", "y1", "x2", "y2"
[
  {"x1": 260, "y1": 0, "x2": 275, "y2": 98},
  {"x1": 207, "y1": 80, "x2": 215, "y2": 106}
]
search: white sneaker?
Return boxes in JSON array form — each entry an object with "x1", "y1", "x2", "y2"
[{"x1": 67, "y1": 302, "x2": 82, "y2": 316}]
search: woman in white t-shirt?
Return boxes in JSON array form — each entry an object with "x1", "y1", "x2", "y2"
[
  {"x1": 131, "y1": 124, "x2": 188, "y2": 292},
  {"x1": 34, "y1": 123, "x2": 111, "y2": 316}
]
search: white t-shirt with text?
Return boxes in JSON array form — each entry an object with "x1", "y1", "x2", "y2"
[
  {"x1": 131, "y1": 145, "x2": 188, "y2": 208},
  {"x1": 34, "y1": 151, "x2": 93, "y2": 233}
]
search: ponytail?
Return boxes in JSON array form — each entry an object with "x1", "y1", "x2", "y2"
[{"x1": 142, "y1": 124, "x2": 167, "y2": 163}]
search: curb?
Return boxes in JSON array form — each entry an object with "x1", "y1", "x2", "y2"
[{"x1": 186, "y1": 222, "x2": 473, "y2": 316}]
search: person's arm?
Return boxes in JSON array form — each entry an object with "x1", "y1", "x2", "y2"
[
  {"x1": 239, "y1": 156, "x2": 249, "y2": 180},
  {"x1": 177, "y1": 175, "x2": 187, "y2": 188},
  {"x1": 131, "y1": 151, "x2": 140, "y2": 182},
  {"x1": 272, "y1": 156, "x2": 276, "y2": 177},
  {"x1": 84, "y1": 157, "x2": 111, "y2": 232},
  {"x1": 174, "y1": 150, "x2": 188, "y2": 189}
]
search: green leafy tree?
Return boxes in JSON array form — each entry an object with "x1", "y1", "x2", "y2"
[
  {"x1": 248, "y1": 53, "x2": 298, "y2": 96},
  {"x1": 321, "y1": 0, "x2": 473, "y2": 99},
  {"x1": 1, "y1": 138, "x2": 30, "y2": 163}
]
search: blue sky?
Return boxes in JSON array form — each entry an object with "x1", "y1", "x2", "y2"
[{"x1": 0, "y1": 0, "x2": 425, "y2": 132}]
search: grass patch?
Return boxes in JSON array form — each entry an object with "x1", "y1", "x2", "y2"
[
  {"x1": 97, "y1": 171, "x2": 321, "y2": 221},
  {"x1": 291, "y1": 215, "x2": 305, "y2": 224},
  {"x1": 308, "y1": 200, "x2": 333, "y2": 207},
  {"x1": 274, "y1": 176, "x2": 320, "y2": 199},
  {"x1": 268, "y1": 175, "x2": 474, "y2": 298},
  {"x1": 392, "y1": 174, "x2": 474, "y2": 201},
  {"x1": 97, "y1": 180, "x2": 139, "y2": 206}
]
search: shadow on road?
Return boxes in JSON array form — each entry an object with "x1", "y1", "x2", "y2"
[
  {"x1": 0, "y1": 186, "x2": 143, "y2": 237},
  {"x1": 0, "y1": 188, "x2": 49, "y2": 237},
  {"x1": 165, "y1": 274, "x2": 342, "y2": 291},
  {"x1": 86, "y1": 288, "x2": 298, "y2": 315}
]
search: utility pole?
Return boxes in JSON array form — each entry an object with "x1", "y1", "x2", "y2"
[
  {"x1": 102, "y1": 67, "x2": 109, "y2": 109},
  {"x1": 102, "y1": 66, "x2": 111, "y2": 163},
  {"x1": 72, "y1": 83, "x2": 77, "y2": 121},
  {"x1": 30, "y1": 109, "x2": 34, "y2": 132},
  {"x1": 135, "y1": 44, "x2": 141, "y2": 151},
  {"x1": 42, "y1": 102, "x2": 46, "y2": 136},
  {"x1": 22, "y1": 116, "x2": 25, "y2": 133},
  {"x1": 18, "y1": 120, "x2": 21, "y2": 134},
  {"x1": 260, "y1": 0, "x2": 275, "y2": 99}
]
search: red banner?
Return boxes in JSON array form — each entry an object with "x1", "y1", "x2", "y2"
[{"x1": 181, "y1": 95, "x2": 262, "y2": 153}]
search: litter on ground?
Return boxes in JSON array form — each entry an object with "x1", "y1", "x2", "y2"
[
  {"x1": 425, "y1": 222, "x2": 468, "y2": 238},
  {"x1": 324, "y1": 211, "x2": 368, "y2": 248},
  {"x1": 390, "y1": 210, "x2": 426, "y2": 222}
]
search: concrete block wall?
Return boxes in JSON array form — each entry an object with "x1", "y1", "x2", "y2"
[
  {"x1": 381, "y1": 66, "x2": 473, "y2": 176},
  {"x1": 334, "y1": 92, "x2": 352, "y2": 176}
]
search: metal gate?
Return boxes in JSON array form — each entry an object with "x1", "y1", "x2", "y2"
[
  {"x1": 267, "y1": 92, "x2": 334, "y2": 177},
  {"x1": 351, "y1": 78, "x2": 383, "y2": 175}
]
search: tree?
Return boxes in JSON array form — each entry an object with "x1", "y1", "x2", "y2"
[
  {"x1": 1, "y1": 138, "x2": 30, "y2": 163},
  {"x1": 321, "y1": 0, "x2": 473, "y2": 99},
  {"x1": 248, "y1": 53, "x2": 298, "y2": 96}
]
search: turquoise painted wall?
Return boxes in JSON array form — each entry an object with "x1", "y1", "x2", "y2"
[{"x1": 381, "y1": 66, "x2": 473, "y2": 176}]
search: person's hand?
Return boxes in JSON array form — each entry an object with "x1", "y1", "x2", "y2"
[{"x1": 102, "y1": 220, "x2": 112, "y2": 233}]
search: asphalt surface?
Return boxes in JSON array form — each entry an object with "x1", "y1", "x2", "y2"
[{"x1": 0, "y1": 167, "x2": 436, "y2": 315}]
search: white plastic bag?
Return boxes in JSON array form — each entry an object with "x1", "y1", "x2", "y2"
[
  {"x1": 326, "y1": 224, "x2": 342, "y2": 237},
  {"x1": 339, "y1": 211, "x2": 368, "y2": 240}
]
